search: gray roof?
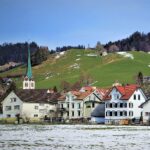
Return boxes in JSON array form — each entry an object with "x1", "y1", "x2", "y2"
[
  {"x1": 91, "y1": 103, "x2": 105, "y2": 117},
  {"x1": 2, "y1": 89, "x2": 60, "y2": 104}
]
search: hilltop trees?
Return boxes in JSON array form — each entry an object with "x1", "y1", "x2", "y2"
[
  {"x1": 105, "y1": 31, "x2": 150, "y2": 52},
  {"x1": 31, "y1": 47, "x2": 50, "y2": 66},
  {"x1": 0, "y1": 42, "x2": 50, "y2": 66}
]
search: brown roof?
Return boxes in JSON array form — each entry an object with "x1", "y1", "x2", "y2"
[
  {"x1": 58, "y1": 91, "x2": 92, "y2": 101},
  {"x1": 4, "y1": 89, "x2": 60, "y2": 104}
]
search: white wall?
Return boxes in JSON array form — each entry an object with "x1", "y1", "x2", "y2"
[
  {"x1": 142, "y1": 100, "x2": 150, "y2": 123},
  {"x1": 83, "y1": 92, "x2": 101, "y2": 118},
  {"x1": 2, "y1": 91, "x2": 23, "y2": 118},
  {"x1": 105, "y1": 88, "x2": 146, "y2": 121},
  {"x1": 22, "y1": 103, "x2": 56, "y2": 119}
]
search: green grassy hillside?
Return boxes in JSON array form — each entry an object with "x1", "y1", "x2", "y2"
[{"x1": 1, "y1": 49, "x2": 150, "y2": 89}]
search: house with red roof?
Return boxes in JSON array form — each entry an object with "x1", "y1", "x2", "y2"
[{"x1": 104, "y1": 84, "x2": 147, "y2": 124}]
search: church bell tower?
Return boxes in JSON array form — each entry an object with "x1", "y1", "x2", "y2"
[{"x1": 23, "y1": 45, "x2": 35, "y2": 89}]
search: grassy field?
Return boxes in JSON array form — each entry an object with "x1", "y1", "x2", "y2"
[{"x1": 1, "y1": 49, "x2": 150, "y2": 89}]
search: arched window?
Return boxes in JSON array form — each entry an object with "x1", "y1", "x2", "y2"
[{"x1": 25, "y1": 83, "x2": 28, "y2": 87}]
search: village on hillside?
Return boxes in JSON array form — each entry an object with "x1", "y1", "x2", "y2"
[{"x1": 0, "y1": 47, "x2": 150, "y2": 126}]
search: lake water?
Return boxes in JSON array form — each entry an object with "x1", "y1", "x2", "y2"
[{"x1": 0, "y1": 125, "x2": 150, "y2": 150}]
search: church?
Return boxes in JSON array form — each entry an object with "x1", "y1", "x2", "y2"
[{"x1": 1, "y1": 46, "x2": 60, "y2": 122}]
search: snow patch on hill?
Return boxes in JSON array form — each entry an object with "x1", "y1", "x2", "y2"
[
  {"x1": 86, "y1": 53, "x2": 97, "y2": 57},
  {"x1": 69, "y1": 63, "x2": 80, "y2": 69},
  {"x1": 117, "y1": 52, "x2": 134, "y2": 59},
  {"x1": 55, "y1": 51, "x2": 66, "y2": 59}
]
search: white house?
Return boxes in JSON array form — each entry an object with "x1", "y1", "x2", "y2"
[
  {"x1": 1, "y1": 90, "x2": 60, "y2": 122},
  {"x1": 104, "y1": 84, "x2": 147, "y2": 124},
  {"x1": 57, "y1": 91, "x2": 88, "y2": 120},
  {"x1": 140, "y1": 99, "x2": 150, "y2": 124},
  {"x1": 58, "y1": 88, "x2": 108, "y2": 123}
]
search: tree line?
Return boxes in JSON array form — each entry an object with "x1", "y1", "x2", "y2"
[
  {"x1": 104, "y1": 31, "x2": 150, "y2": 52},
  {"x1": 0, "y1": 42, "x2": 50, "y2": 66}
]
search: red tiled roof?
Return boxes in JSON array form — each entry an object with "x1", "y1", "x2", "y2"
[
  {"x1": 96, "y1": 88, "x2": 110, "y2": 99},
  {"x1": 104, "y1": 84, "x2": 139, "y2": 100},
  {"x1": 81, "y1": 86, "x2": 96, "y2": 92}
]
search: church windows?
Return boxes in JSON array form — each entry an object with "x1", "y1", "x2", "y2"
[{"x1": 25, "y1": 83, "x2": 28, "y2": 87}]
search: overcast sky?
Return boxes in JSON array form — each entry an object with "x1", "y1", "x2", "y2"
[{"x1": 0, "y1": 0, "x2": 150, "y2": 49}]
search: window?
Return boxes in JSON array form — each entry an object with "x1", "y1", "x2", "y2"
[
  {"x1": 92, "y1": 102, "x2": 95, "y2": 108},
  {"x1": 115, "y1": 103, "x2": 117, "y2": 108},
  {"x1": 10, "y1": 98, "x2": 16, "y2": 102},
  {"x1": 31, "y1": 83, "x2": 34, "y2": 87},
  {"x1": 86, "y1": 105, "x2": 91, "y2": 108},
  {"x1": 110, "y1": 111, "x2": 112, "y2": 116},
  {"x1": 106, "y1": 112, "x2": 108, "y2": 116},
  {"x1": 7, "y1": 114, "x2": 11, "y2": 118},
  {"x1": 5, "y1": 106, "x2": 11, "y2": 111},
  {"x1": 129, "y1": 111, "x2": 133, "y2": 116},
  {"x1": 78, "y1": 110, "x2": 81, "y2": 116},
  {"x1": 106, "y1": 111, "x2": 110, "y2": 116},
  {"x1": 134, "y1": 94, "x2": 136, "y2": 100},
  {"x1": 129, "y1": 103, "x2": 133, "y2": 108},
  {"x1": 34, "y1": 114, "x2": 38, "y2": 117},
  {"x1": 124, "y1": 103, "x2": 127, "y2": 108},
  {"x1": 72, "y1": 111, "x2": 74, "y2": 117},
  {"x1": 25, "y1": 83, "x2": 28, "y2": 87},
  {"x1": 67, "y1": 111, "x2": 69, "y2": 117},
  {"x1": 61, "y1": 104, "x2": 63, "y2": 108},
  {"x1": 138, "y1": 95, "x2": 140, "y2": 100},
  {"x1": 123, "y1": 111, "x2": 127, "y2": 116},
  {"x1": 78, "y1": 103, "x2": 81, "y2": 109},
  {"x1": 67, "y1": 103, "x2": 69, "y2": 108},
  {"x1": 117, "y1": 94, "x2": 120, "y2": 99},
  {"x1": 145, "y1": 112, "x2": 150, "y2": 116},
  {"x1": 115, "y1": 111, "x2": 117, "y2": 116},
  {"x1": 120, "y1": 111, "x2": 123, "y2": 116},
  {"x1": 72, "y1": 103, "x2": 74, "y2": 108},
  {"x1": 120, "y1": 103, "x2": 123, "y2": 108},
  {"x1": 109, "y1": 103, "x2": 112, "y2": 108},
  {"x1": 34, "y1": 106, "x2": 39, "y2": 110},
  {"x1": 114, "y1": 94, "x2": 119, "y2": 99},
  {"x1": 14, "y1": 105, "x2": 20, "y2": 110}
]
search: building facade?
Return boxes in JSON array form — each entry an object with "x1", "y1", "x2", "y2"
[
  {"x1": 104, "y1": 85, "x2": 147, "y2": 124},
  {"x1": 2, "y1": 90, "x2": 59, "y2": 121}
]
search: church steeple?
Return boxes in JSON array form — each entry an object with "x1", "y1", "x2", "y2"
[
  {"x1": 23, "y1": 44, "x2": 35, "y2": 89},
  {"x1": 27, "y1": 45, "x2": 32, "y2": 79}
]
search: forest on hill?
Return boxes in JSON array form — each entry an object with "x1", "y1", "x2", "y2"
[
  {"x1": 105, "y1": 31, "x2": 150, "y2": 52},
  {"x1": 0, "y1": 42, "x2": 49, "y2": 66}
]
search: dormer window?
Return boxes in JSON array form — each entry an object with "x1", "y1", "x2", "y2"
[
  {"x1": 138, "y1": 95, "x2": 140, "y2": 100},
  {"x1": 134, "y1": 94, "x2": 136, "y2": 100}
]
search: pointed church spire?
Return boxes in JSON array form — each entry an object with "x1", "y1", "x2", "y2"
[{"x1": 26, "y1": 44, "x2": 32, "y2": 79}]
